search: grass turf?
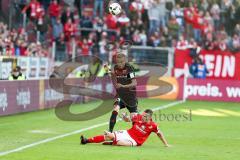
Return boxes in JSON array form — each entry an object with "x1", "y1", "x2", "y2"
[{"x1": 0, "y1": 99, "x2": 239, "y2": 160}]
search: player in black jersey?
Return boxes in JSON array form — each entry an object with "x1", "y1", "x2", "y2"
[{"x1": 109, "y1": 53, "x2": 138, "y2": 132}]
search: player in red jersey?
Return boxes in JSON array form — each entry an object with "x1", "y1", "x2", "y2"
[{"x1": 80, "y1": 109, "x2": 170, "y2": 147}]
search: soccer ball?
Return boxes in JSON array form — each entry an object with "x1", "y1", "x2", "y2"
[{"x1": 109, "y1": 3, "x2": 122, "y2": 16}]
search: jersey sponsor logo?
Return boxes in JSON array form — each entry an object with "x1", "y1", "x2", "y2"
[
  {"x1": 141, "y1": 125, "x2": 146, "y2": 130},
  {"x1": 136, "y1": 125, "x2": 147, "y2": 134},
  {"x1": 116, "y1": 75, "x2": 128, "y2": 78},
  {"x1": 115, "y1": 69, "x2": 127, "y2": 75},
  {"x1": 116, "y1": 72, "x2": 134, "y2": 79}
]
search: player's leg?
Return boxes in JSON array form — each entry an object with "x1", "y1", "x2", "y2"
[
  {"x1": 109, "y1": 103, "x2": 120, "y2": 133},
  {"x1": 80, "y1": 132, "x2": 114, "y2": 145},
  {"x1": 126, "y1": 99, "x2": 138, "y2": 118},
  {"x1": 81, "y1": 130, "x2": 137, "y2": 147},
  {"x1": 81, "y1": 135, "x2": 105, "y2": 144},
  {"x1": 109, "y1": 99, "x2": 125, "y2": 132}
]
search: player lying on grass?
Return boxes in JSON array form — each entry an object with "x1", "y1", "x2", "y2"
[{"x1": 80, "y1": 109, "x2": 170, "y2": 147}]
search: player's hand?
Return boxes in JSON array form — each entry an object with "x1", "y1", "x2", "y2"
[
  {"x1": 104, "y1": 130, "x2": 111, "y2": 136},
  {"x1": 165, "y1": 144, "x2": 172, "y2": 148},
  {"x1": 121, "y1": 112, "x2": 127, "y2": 117},
  {"x1": 120, "y1": 112, "x2": 127, "y2": 119},
  {"x1": 121, "y1": 112, "x2": 130, "y2": 122}
]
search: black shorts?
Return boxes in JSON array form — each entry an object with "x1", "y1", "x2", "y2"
[{"x1": 114, "y1": 98, "x2": 138, "y2": 113}]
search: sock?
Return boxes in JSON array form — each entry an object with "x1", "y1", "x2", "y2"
[
  {"x1": 109, "y1": 111, "x2": 118, "y2": 132},
  {"x1": 87, "y1": 135, "x2": 105, "y2": 143}
]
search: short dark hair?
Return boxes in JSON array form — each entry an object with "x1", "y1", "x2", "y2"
[{"x1": 144, "y1": 109, "x2": 153, "y2": 116}]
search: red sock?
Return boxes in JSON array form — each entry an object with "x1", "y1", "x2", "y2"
[{"x1": 87, "y1": 135, "x2": 105, "y2": 143}]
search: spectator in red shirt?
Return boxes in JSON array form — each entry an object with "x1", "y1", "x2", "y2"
[
  {"x1": 22, "y1": 0, "x2": 41, "y2": 22},
  {"x1": 6, "y1": 42, "x2": 15, "y2": 56},
  {"x1": 49, "y1": 0, "x2": 61, "y2": 26},
  {"x1": 64, "y1": 19, "x2": 76, "y2": 41},
  {"x1": 184, "y1": 5, "x2": 194, "y2": 24},
  {"x1": 19, "y1": 41, "x2": 28, "y2": 56},
  {"x1": 192, "y1": 11, "x2": 204, "y2": 43},
  {"x1": 105, "y1": 14, "x2": 118, "y2": 30},
  {"x1": 36, "y1": 4, "x2": 45, "y2": 24},
  {"x1": 176, "y1": 35, "x2": 188, "y2": 50},
  {"x1": 78, "y1": 38, "x2": 91, "y2": 55},
  {"x1": 184, "y1": 2, "x2": 198, "y2": 38}
]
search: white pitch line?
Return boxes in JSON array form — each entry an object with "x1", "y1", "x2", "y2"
[
  {"x1": 0, "y1": 100, "x2": 184, "y2": 157},
  {"x1": 152, "y1": 100, "x2": 185, "y2": 112}
]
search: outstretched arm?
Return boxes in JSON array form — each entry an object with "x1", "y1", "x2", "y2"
[
  {"x1": 120, "y1": 112, "x2": 131, "y2": 122},
  {"x1": 156, "y1": 130, "x2": 170, "y2": 147}
]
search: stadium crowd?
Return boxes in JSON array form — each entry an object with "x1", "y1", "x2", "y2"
[
  {"x1": 0, "y1": 22, "x2": 49, "y2": 56},
  {"x1": 1, "y1": 0, "x2": 240, "y2": 59}
]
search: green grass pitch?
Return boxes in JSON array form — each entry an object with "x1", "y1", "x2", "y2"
[{"x1": 0, "y1": 99, "x2": 239, "y2": 160}]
